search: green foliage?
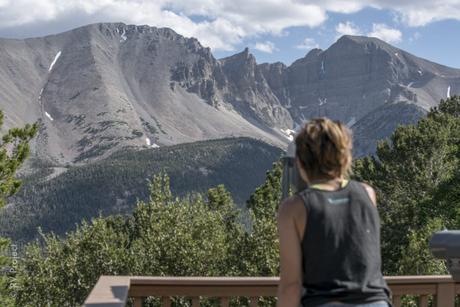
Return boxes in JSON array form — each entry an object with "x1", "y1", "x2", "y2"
[
  {"x1": 242, "y1": 162, "x2": 282, "y2": 277},
  {"x1": 0, "y1": 137, "x2": 282, "y2": 242},
  {"x1": 354, "y1": 96, "x2": 460, "y2": 275},
  {"x1": 0, "y1": 109, "x2": 38, "y2": 305},
  {"x1": 10, "y1": 163, "x2": 284, "y2": 306},
  {"x1": 0, "y1": 237, "x2": 14, "y2": 307},
  {"x1": 0, "y1": 111, "x2": 38, "y2": 208}
]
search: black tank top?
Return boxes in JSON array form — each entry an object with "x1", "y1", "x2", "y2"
[{"x1": 297, "y1": 180, "x2": 392, "y2": 307}]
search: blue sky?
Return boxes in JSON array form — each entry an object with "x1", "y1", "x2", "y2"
[
  {"x1": 0, "y1": 0, "x2": 459, "y2": 68},
  {"x1": 213, "y1": 7, "x2": 460, "y2": 68}
]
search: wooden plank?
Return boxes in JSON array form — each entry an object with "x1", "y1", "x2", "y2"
[
  {"x1": 129, "y1": 275, "x2": 458, "y2": 286},
  {"x1": 392, "y1": 295, "x2": 401, "y2": 307},
  {"x1": 129, "y1": 285, "x2": 276, "y2": 297},
  {"x1": 385, "y1": 275, "x2": 455, "y2": 284},
  {"x1": 220, "y1": 297, "x2": 230, "y2": 307},
  {"x1": 129, "y1": 276, "x2": 280, "y2": 286},
  {"x1": 436, "y1": 282, "x2": 455, "y2": 307},
  {"x1": 83, "y1": 276, "x2": 131, "y2": 307},
  {"x1": 161, "y1": 296, "x2": 172, "y2": 307},
  {"x1": 390, "y1": 284, "x2": 436, "y2": 296},
  {"x1": 249, "y1": 296, "x2": 258, "y2": 307},
  {"x1": 419, "y1": 295, "x2": 429, "y2": 307}
]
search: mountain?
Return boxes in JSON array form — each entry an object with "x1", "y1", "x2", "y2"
[
  {"x1": 260, "y1": 35, "x2": 460, "y2": 155},
  {"x1": 2, "y1": 22, "x2": 460, "y2": 241},
  {"x1": 1, "y1": 23, "x2": 459, "y2": 163},
  {"x1": 0, "y1": 23, "x2": 289, "y2": 166},
  {"x1": 0, "y1": 137, "x2": 282, "y2": 241}
]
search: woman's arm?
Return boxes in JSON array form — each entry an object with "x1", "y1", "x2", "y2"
[
  {"x1": 277, "y1": 196, "x2": 304, "y2": 307},
  {"x1": 361, "y1": 182, "x2": 377, "y2": 206}
]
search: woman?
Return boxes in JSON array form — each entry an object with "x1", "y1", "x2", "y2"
[{"x1": 277, "y1": 118, "x2": 391, "y2": 307}]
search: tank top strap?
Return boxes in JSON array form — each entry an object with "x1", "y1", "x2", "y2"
[{"x1": 308, "y1": 178, "x2": 350, "y2": 191}]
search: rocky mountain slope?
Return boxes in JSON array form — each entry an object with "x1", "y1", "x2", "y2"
[
  {"x1": 0, "y1": 23, "x2": 289, "y2": 165},
  {"x1": 261, "y1": 35, "x2": 460, "y2": 155},
  {"x1": 1, "y1": 23, "x2": 459, "y2": 162}
]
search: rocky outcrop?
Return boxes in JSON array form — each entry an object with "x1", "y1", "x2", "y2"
[
  {"x1": 0, "y1": 23, "x2": 289, "y2": 164},
  {"x1": 0, "y1": 23, "x2": 459, "y2": 163}
]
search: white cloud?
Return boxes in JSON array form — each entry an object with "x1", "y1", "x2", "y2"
[
  {"x1": 298, "y1": 0, "x2": 460, "y2": 27},
  {"x1": 254, "y1": 41, "x2": 277, "y2": 53},
  {"x1": 335, "y1": 21, "x2": 362, "y2": 36},
  {"x1": 0, "y1": 0, "x2": 459, "y2": 51},
  {"x1": 334, "y1": 21, "x2": 402, "y2": 44},
  {"x1": 296, "y1": 38, "x2": 319, "y2": 50},
  {"x1": 368, "y1": 23, "x2": 402, "y2": 43},
  {"x1": 397, "y1": 3, "x2": 460, "y2": 27},
  {"x1": 0, "y1": 0, "x2": 328, "y2": 51}
]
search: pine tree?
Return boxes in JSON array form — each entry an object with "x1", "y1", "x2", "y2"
[
  {"x1": 0, "y1": 109, "x2": 38, "y2": 305},
  {"x1": 354, "y1": 96, "x2": 460, "y2": 275}
]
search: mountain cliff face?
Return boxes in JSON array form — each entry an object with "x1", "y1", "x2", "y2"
[
  {"x1": 1, "y1": 23, "x2": 459, "y2": 162},
  {"x1": 259, "y1": 35, "x2": 460, "y2": 155},
  {"x1": 0, "y1": 23, "x2": 289, "y2": 164}
]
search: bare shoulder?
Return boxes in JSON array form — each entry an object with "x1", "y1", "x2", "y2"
[
  {"x1": 360, "y1": 182, "x2": 377, "y2": 206},
  {"x1": 277, "y1": 194, "x2": 307, "y2": 240},
  {"x1": 277, "y1": 195, "x2": 305, "y2": 221}
]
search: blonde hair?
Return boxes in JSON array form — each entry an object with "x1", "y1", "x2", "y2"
[{"x1": 295, "y1": 118, "x2": 352, "y2": 180}]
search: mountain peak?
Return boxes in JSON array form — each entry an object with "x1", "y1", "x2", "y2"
[
  {"x1": 334, "y1": 35, "x2": 398, "y2": 51},
  {"x1": 219, "y1": 47, "x2": 255, "y2": 65},
  {"x1": 70, "y1": 22, "x2": 184, "y2": 42},
  {"x1": 304, "y1": 48, "x2": 323, "y2": 60}
]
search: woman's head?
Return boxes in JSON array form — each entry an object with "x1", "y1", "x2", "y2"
[{"x1": 295, "y1": 118, "x2": 352, "y2": 183}]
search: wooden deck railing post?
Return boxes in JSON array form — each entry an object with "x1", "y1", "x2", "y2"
[
  {"x1": 161, "y1": 296, "x2": 171, "y2": 307},
  {"x1": 191, "y1": 296, "x2": 200, "y2": 307},
  {"x1": 436, "y1": 282, "x2": 455, "y2": 307},
  {"x1": 418, "y1": 294, "x2": 429, "y2": 307},
  {"x1": 133, "y1": 297, "x2": 143, "y2": 307},
  {"x1": 392, "y1": 295, "x2": 401, "y2": 307},
  {"x1": 220, "y1": 297, "x2": 230, "y2": 307}
]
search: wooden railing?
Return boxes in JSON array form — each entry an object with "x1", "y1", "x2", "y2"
[{"x1": 83, "y1": 275, "x2": 460, "y2": 307}]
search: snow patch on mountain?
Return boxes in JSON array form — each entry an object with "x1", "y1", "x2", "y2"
[
  {"x1": 280, "y1": 128, "x2": 295, "y2": 141},
  {"x1": 144, "y1": 137, "x2": 159, "y2": 148},
  {"x1": 120, "y1": 28, "x2": 127, "y2": 42},
  {"x1": 346, "y1": 117, "x2": 357, "y2": 127},
  {"x1": 45, "y1": 112, "x2": 54, "y2": 121},
  {"x1": 48, "y1": 51, "x2": 61, "y2": 72}
]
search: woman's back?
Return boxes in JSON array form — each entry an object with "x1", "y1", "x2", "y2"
[
  {"x1": 276, "y1": 118, "x2": 391, "y2": 307},
  {"x1": 298, "y1": 180, "x2": 391, "y2": 306}
]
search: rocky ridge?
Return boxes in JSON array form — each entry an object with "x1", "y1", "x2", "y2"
[{"x1": 0, "y1": 23, "x2": 459, "y2": 162}]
